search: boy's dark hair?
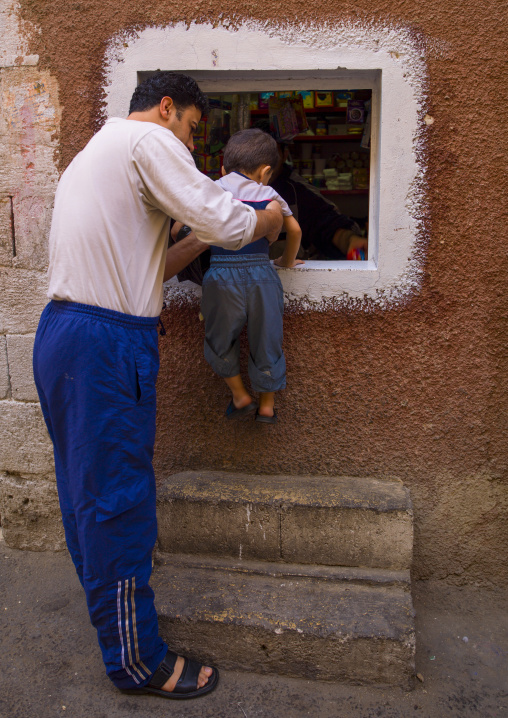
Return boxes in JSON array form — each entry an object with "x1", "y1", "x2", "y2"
[
  {"x1": 223, "y1": 128, "x2": 280, "y2": 174},
  {"x1": 129, "y1": 71, "x2": 209, "y2": 117}
]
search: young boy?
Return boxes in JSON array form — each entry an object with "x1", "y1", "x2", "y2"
[{"x1": 201, "y1": 128, "x2": 303, "y2": 423}]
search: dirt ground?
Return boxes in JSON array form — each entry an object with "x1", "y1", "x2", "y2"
[{"x1": 1, "y1": 533, "x2": 507, "y2": 718}]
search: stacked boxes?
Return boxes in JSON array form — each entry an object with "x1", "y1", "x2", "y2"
[{"x1": 192, "y1": 114, "x2": 223, "y2": 181}]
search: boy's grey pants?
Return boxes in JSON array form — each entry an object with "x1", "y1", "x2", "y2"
[{"x1": 201, "y1": 254, "x2": 286, "y2": 393}]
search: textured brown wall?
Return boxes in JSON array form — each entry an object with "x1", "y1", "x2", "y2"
[{"x1": 18, "y1": 0, "x2": 508, "y2": 586}]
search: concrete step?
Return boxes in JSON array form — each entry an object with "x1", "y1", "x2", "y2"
[
  {"x1": 156, "y1": 471, "x2": 413, "y2": 570},
  {"x1": 152, "y1": 553, "x2": 415, "y2": 687}
]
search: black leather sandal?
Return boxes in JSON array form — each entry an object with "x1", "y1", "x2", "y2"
[{"x1": 121, "y1": 650, "x2": 219, "y2": 700}]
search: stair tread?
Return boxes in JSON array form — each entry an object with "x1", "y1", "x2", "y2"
[
  {"x1": 155, "y1": 551, "x2": 411, "y2": 587},
  {"x1": 152, "y1": 560, "x2": 414, "y2": 641},
  {"x1": 158, "y1": 470, "x2": 411, "y2": 512}
]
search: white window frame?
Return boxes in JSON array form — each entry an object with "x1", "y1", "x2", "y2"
[{"x1": 104, "y1": 22, "x2": 427, "y2": 309}]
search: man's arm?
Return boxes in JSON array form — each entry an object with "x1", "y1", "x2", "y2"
[
  {"x1": 164, "y1": 234, "x2": 208, "y2": 282},
  {"x1": 253, "y1": 201, "x2": 283, "y2": 243},
  {"x1": 166, "y1": 203, "x2": 283, "y2": 282},
  {"x1": 136, "y1": 132, "x2": 283, "y2": 252}
]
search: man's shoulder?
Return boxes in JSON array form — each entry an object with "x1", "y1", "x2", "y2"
[{"x1": 102, "y1": 117, "x2": 179, "y2": 151}]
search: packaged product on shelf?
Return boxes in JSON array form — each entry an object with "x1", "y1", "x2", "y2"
[
  {"x1": 347, "y1": 100, "x2": 365, "y2": 124},
  {"x1": 290, "y1": 97, "x2": 310, "y2": 135},
  {"x1": 299, "y1": 91, "x2": 314, "y2": 108},
  {"x1": 335, "y1": 91, "x2": 353, "y2": 107},
  {"x1": 249, "y1": 94, "x2": 259, "y2": 111},
  {"x1": 316, "y1": 120, "x2": 327, "y2": 135},
  {"x1": 268, "y1": 97, "x2": 299, "y2": 141},
  {"x1": 336, "y1": 173, "x2": 353, "y2": 190},
  {"x1": 328, "y1": 123, "x2": 348, "y2": 135},
  {"x1": 258, "y1": 92, "x2": 275, "y2": 109},
  {"x1": 268, "y1": 95, "x2": 308, "y2": 142},
  {"x1": 323, "y1": 168, "x2": 339, "y2": 190},
  {"x1": 353, "y1": 168, "x2": 369, "y2": 189},
  {"x1": 305, "y1": 115, "x2": 317, "y2": 134},
  {"x1": 315, "y1": 91, "x2": 334, "y2": 107}
]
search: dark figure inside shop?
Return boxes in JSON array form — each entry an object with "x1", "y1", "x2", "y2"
[{"x1": 262, "y1": 127, "x2": 368, "y2": 261}]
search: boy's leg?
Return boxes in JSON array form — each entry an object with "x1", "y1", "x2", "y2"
[
  {"x1": 258, "y1": 391, "x2": 275, "y2": 418},
  {"x1": 246, "y1": 265, "x2": 287, "y2": 401},
  {"x1": 201, "y1": 264, "x2": 250, "y2": 403},
  {"x1": 224, "y1": 374, "x2": 254, "y2": 410}
]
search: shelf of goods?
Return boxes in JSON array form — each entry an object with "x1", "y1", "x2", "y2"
[
  {"x1": 250, "y1": 107, "x2": 348, "y2": 115},
  {"x1": 321, "y1": 189, "x2": 368, "y2": 195},
  {"x1": 294, "y1": 134, "x2": 362, "y2": 142}
]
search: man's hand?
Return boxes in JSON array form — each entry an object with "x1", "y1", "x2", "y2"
[
  {"x1": 347, "y1": 235, "x2": 368, "y2": 255},
  {"x1": 254, "y1": 201, "x2": 284, "y2": 244},
  {"x1": 164, "y1": 231, "x2": 208, "y2": 282},
  {"x1": 332, "y1": 227, "x2": 368, "y2": 256}
]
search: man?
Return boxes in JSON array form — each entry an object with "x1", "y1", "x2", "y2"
[
  {"x1": 269, "y1": 141, "x2": 368, "y2": 259},
  {"x1": 32, "y1": 72, "x2": 283, "y2": 701}
]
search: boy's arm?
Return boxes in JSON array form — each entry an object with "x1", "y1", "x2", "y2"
[{"x1": 273, "y1": 215, "x2": 304, "y2": 269}]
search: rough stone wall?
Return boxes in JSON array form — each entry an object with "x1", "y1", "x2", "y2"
[
  {"x1": 0, "y1": 0, "x2": 506, "y2": 586},
  {"x1": 0, "y1": 0, "x2": 64, "y2": 549}
]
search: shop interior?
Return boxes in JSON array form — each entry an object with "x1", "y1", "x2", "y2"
[{"x1": 193, "y1": 89, "x2": 372, "y2": 260}]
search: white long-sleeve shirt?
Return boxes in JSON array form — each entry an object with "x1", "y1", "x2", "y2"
[{"x1": 47, "y1": 118, "x2": 257, "y2": 316}]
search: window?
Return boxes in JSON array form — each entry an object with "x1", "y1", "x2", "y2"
[
  {"x1": 105, "y1": 22, "x2": 425, "y2": 307},
  {"x1": 139, "y1": 72, "x2": 376, "y2": 264}
]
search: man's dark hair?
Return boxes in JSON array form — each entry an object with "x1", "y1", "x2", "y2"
[
  {"x1": 129, "y1": 71, "x2": 209, "y2": 117},
  {"x1": 223, "y1": 128, "x2": 280, "y2": 174}
]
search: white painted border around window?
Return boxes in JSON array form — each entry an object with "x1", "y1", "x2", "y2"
[{"x1": 104, "y1": 21, "x2": 427, "y2": 309}]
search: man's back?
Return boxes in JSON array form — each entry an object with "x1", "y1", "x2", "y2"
[{"x1": 48, "y1": 119, "x2": 258, "y2": 316}]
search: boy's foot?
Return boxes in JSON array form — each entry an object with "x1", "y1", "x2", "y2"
[
  {"x1": 255, "y1": 409, "x2": 278, "y2": 424},
  {"x1": 233, "y1": 394, "x2": 256, "y2": 410},
  {"x1": 225, "y1": 399, "x2": 258, "y2": 420}
]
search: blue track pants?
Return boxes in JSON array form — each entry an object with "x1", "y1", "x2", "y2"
[{"x1": 33, "y1": 301, "x2": 167, "y2": 689}]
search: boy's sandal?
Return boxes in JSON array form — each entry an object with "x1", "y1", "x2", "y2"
[
  {"x1": 121, "y1": 649, "x2": 219, "y2": 700},
  {"x1": 225, "y1": 399, "x2": 258, "y2": 419},
  {"x1": 255, "y1": 409, "x2": 278, "y2": 424}
]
